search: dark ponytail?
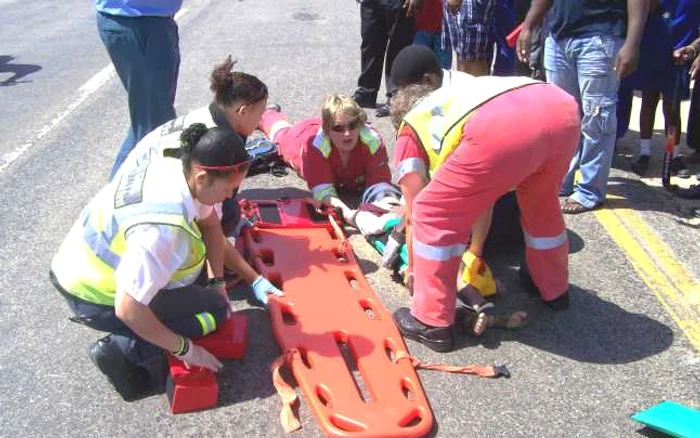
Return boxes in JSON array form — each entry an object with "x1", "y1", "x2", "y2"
[
  {"x1": 180, "y1": 123, "x2": 249, "y2": 178},
  {"x1": 210, "y1": 55, "x2": 269, "y2": 107}
]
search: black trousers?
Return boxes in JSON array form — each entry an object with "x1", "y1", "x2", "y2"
[
  {"x1": 354, "y1": 0, "x2": 415, "y2": 105},
  {"x1": 50, "y1": 270, "x2": 228, "y2": 366},
  {"x1": 687, "y1": 79, "x2": 699, "y2": 152}
]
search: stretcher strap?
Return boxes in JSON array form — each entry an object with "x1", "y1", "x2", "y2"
[
  {"x1": 270, "y1": 351, "x2": 302, "y2": 434},
  {"x1": 393, "y1": 351, "x2": 505, "y2": 378},
  {"x1": 271, "y1": 348, "x2": 507, "y2": 433}
]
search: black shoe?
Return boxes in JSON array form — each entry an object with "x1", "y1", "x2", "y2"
[
  {"x1": 375, "y1": 103, "x2": 390, "y2": 118},
  {"x1": 631, "y1": 155, "x2": 650, "y2": 176},
  {"x1": 671, "y1": 157, "x2": 691, "y2": 178},
  {"x1": 393, "y1": 307, "x2": 453, "y2": 352},
  {"x1": 543, "y1": 292, "x2": 570, "y2": 311},
  {"x1": 519, "y1": 265, "x2": 570, "y2": 311},
  {"x1": 353, "y1": 94, "x2": 376, "y2": 109},
  {"x1": 88, "y1": 336, "x2": 154, "y2": 402}
]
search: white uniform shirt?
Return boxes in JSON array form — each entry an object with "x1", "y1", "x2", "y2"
[{"x1": 114, "y1": 173, "x2": 215, "y2": 305}]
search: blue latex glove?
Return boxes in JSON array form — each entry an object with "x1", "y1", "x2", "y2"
[
  {"x1": 251, "y1": 275, "x2": 284, "y2": 306},
  {"x1": 232, "y1": 216, "x2": 254, "y2": 238}
]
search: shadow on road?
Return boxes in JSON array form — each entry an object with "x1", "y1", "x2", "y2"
[
  {"x1": 0, "y1": 55, "x2": 41, "y2": 86},
  {"x1": 470, "y1": 283, "x2": 674, "y2": 364}
]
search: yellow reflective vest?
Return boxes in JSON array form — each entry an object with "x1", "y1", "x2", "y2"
[
  {"x1": 51, "y1": 159, "x2": 206, "y2": 306},
  {"x1": 400, "y1": 76, "x2": 540, "y2": 177}
]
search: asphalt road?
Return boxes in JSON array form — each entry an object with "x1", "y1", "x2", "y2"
[{"x1": 1, "y1": 1, "x2": 698, "y2": 437}]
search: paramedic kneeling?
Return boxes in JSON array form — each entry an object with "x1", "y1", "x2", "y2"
[{"x1": 49, "y1": 124, "x2": 250, "y2": 400}]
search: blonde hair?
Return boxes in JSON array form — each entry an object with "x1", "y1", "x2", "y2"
[{"x1": 321, "y1": 94, "x2": 367, "y2": 135}]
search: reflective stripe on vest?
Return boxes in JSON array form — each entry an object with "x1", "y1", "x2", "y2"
[
  {"x1": 523, "y1": 230, "x2": 568, "y2": 250},
  {"x1": 401, "y1": 76, "x2": 539, "y2": 177},
  {"x1": 311, "y1": 124, "x2": 382, "y2": 159},
  {"x1": 52, "y1": 160, "x2": 206, "y2": 306},
  {"x1": 413, "y1": 239, "x2": 467, "y2": 262}
]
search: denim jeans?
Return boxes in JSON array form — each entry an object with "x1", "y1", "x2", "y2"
[
  {"x1": 97, "y1": 12, "x2": 180, "y2": 180},
  {"x1": 544, "y1": 34, "x2": 624, "y2": 208},
  {"x1": 413, "y1": 31, "x2": 453, "y2": 70}
]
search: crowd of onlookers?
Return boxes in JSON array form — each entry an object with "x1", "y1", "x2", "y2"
[{"x1": 352, "y1": 0, "x2": 699, "y2": 212}]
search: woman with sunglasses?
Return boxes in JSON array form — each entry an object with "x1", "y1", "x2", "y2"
[
  {"x1": 50, "y1": 123, "x2": 262, "y2": 401},
  {"x1": 259, "y1": 94, "x2": 395, "y2": 219},
  {"x1": 114, "y1": 55, "x2": 283, "y2": 309}
]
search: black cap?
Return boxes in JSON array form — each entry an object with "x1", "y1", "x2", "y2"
[{"x1": 390, "y1": 45, "x2": 442, "y2": 87}]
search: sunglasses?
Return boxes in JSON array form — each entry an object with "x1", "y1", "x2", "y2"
[
  {"x1": 331, "y1": 119, "x2": 362, "y2": 133},
  {"x1": 193, "y1": 160, "x2": 251, "y2": 176}
]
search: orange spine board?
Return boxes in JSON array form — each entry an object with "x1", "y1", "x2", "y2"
[{"x1": 243, "y1": 199, "x2": 434, "y2": 437}]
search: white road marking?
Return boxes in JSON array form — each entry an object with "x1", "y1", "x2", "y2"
[{"x1": 0, "y1": 8, "x2": 189, "y2": 174}]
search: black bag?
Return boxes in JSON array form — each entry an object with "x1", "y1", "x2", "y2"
[{"x1": 245, "y1": 138, "x2": 288, "y2": 177}]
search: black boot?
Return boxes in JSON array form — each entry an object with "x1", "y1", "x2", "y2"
[
  {"x1": 671, "y1": 157, "x2": 692, "y2": 178},
  {"x1": 631, "y1": 155, "x2": 650, "y2": 176},
  {"x1": 518, "y1": 265, "x2": 570, "y2": 311},
  {"x1": 88, "y1": 335, "x2": 156, "y2": 401},
  {"x1": 393, "y1": 308, "x2": 453, "y2": 352}
]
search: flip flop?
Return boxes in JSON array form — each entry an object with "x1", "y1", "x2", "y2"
[
  {"x1": 455, "y1": 305, "x2": 492, "y2": 337},
  {"x1": 561, "y1": 198, "x2": 597, "y2": 214},
  {"x1": 455, "y1": 307, "x2": 488, "y2": 337}
]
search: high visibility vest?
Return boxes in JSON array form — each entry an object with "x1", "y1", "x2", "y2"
[
  {"x1": 51, "y1": 159, "x2": 206, "y2": 306},
  {"x1": 400, "y1": 76, "x2": 539, "y2": 177},
  {"x1": 115, "y1": 106, "x2": 218, "y2": 179}
]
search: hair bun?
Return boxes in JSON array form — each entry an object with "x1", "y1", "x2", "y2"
[{"x1": 180, "y1": 123, "x2": 209, "y2": 153}]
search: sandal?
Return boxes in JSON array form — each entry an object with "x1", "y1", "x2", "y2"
[
  {"x1": 561, "y1": 198, "x2": 596, "y2": 215},
  {"x1": 456, "y1": 307, "x2": 489, "y2": 337}
]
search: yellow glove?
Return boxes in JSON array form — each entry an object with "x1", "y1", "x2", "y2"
[{"x1": 459, "y1": 251, "x2": 496, "y2": 297}]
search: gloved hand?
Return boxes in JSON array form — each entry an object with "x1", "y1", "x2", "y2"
[
  {"x1": 232, "y1": 216, "x2": 254, "y2": 238},
  {"x1": 381, "y1": 228, "x2": 406, "y2": 269},
  {"x1": 180, "y1": 339, "x2": 223, "y2": 372},
  {"x1": 251, "y1": 275, "x2": 284, "y2": 306}
]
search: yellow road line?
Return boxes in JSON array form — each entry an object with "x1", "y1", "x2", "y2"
[{"x1": 594, "y1": 196, "x2": 700, "y2": 351}]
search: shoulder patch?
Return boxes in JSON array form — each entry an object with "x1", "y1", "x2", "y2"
[{"x1": 114, "y1": 165, "x2": 148, "y2": 209}]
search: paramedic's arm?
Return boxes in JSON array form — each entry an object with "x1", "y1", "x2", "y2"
[
  {"x1": 199, "y1": 210, "x2": 229, "y2": 304},
  {"x1": 394, "y1": 127, "x2": 429, "y2": 278},
  {"x1": 399, "y1": 172, "x2": 427, "y2": 277},
  {"x1": 114, "y1": 226, "x2": 222, "y2": 370},
  {"x1": 199, "y1": 210, "x2": 226, "y2": 279}
]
